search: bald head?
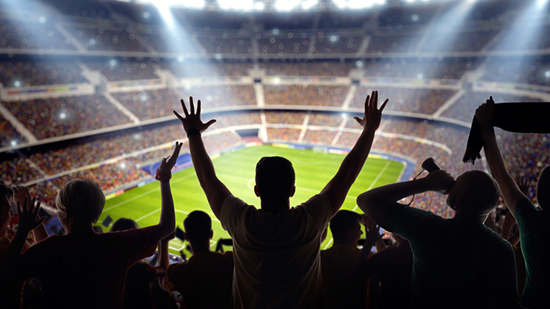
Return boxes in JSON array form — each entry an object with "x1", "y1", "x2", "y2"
[{"x1": 447, "y1": 170, "x2": 501, "y2": 218}]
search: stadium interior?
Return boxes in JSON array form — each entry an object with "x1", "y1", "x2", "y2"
[{"x1": 1, "y1": 0, "x2": 549, "y2": 225}]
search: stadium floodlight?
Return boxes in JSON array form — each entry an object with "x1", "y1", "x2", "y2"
[
  {"x1": 332, "y1": 0, "x2": 386, "y2": 10},
  {"x1": 219, "y1": 0, "x2": 254, "y2": 11},
  {"x1": 274, "y1": 0, "x2": 319, "y2": 11},
  {"x1": 10, "y1": 140, "x2": 17, "y2": 147}
]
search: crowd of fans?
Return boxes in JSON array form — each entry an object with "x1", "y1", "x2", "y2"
[
  {"x1": 112, "y1": 89, "x2": 182, "y2": 121},
  {"x1": 302, "y1": 129, "x2": 338, "y2": 145},
  {"x1": 162, "y1": 61, "x2": 251, "y2": 78},
  {"x1": 312, "y1": 35, "x2": 364, "y2": 54},
  {"x1": 0, "y1": 115, "x2": 26, "y2": 148},
  {"x1": 440, "y1": 91, "x2": 543, "y2": 123},
  {"x1": 363, "y1": 58, "x2": 479, "y2": 81},
  {"x1": 264, "y1": 111, "x2": 305, "y2": 125},
  {"x1": 480, "y1": 58, "x2": 550, "y2": 87},
  {"x1": 260, "y1": 61, "x2": 356, "y2": 77},
  {"x1": 0, "y1": 18, "x2": 76, "y2": 51},
  {"x1": 351, "y1": 86, "x2": 456, "y2": 115},
  {"x1": 419, "y1": 30, "x2": 499, "y2": 53},
  {"x1": 196, "y1": 36, "x2": 253, "y2": 55},
  {"x1": 264, "y1": 85, "x2": 349, "y2": 107},
  {"x1": 180, "y1": 85, "x2": 256, "y2": 108},
  {"x1": 2, "y1": 95, "x2": 132, "y2": 139},
  {"x1": 86, "y1": 60, "x2": 160, "y2": 81},
  {"x1": 68, "y1": 24, "x2": 148, "y2": 52},
  {"x1": 0, "y1": 61, "x2": 87, "y2": 87}
]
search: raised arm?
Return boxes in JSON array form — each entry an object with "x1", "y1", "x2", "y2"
[
  {"x1": 154, "y1": 142, "x2": 182, "y2": 238},
  {"x1": 321, "y1": 91, "x2": 388, "y2": 216},
  {"x1": 357, "y1": 170, "x2": 454, "y2": 227},
  {"x1": 12, "y1": 186, "x2": 49, "y2": 242},
  {"x1": 174, "y1": 97, "x2": 232, "y2": 219},
  {"x1": 476, "y1": 97, "x2": 525, "y2": 215},
  {"x1": 5, "y1": 197, "x2": 44, "y2": 260}
]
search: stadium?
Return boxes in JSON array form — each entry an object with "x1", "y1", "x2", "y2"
[{"x1": 1, "y1": 0, "x2": 549, "y2": 306}]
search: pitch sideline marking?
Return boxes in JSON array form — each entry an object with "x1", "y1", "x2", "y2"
[{"x1": 103, "y1": 172, "x2": 196, "y2": 212}]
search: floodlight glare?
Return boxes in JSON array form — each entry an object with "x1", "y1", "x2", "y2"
[
  {"x1": 333, "y1": 0, "x2": 385, "y2": 9},
  {"x1": 14, "y1": 81, "x2": 21, "y2": 87},
  {"x1": 219, "y1": 0, "x2": 254, "y2": 11},
  {"x1": 301, "y1": 0, "x2": 319, "y2": 10},
  {"x1": 275, "y1": 0, "x2": 297, "y2": 11},
  {"x1": 10, "y1": 140, "x2": 17, "y2": 146},
  {"x1": 59, "y1": 112, "x2": 67, "y2": 119}
]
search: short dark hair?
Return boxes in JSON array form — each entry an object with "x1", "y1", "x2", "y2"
[
  {"x1": 255, "y1": 157, "x2": 295, "y2": 203},
  {"x1": 537, "y1": 166, "x2": 550, "y2": 210},
  {"x1": 110, "y1": 218, "x2": 140, "y2": 232},
  {"x1": 329, "y1": 210, "x2": 362, "y2": 244},
  {"x1": 184, "y1": 211, "x2": 212, "y2": 244}
]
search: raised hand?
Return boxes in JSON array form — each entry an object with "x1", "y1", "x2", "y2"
[
  {"x1": 475, "y1": 96, "x2": 495, "y2": 129},
  {"x1": 17, "y1": 196, "x2": 45, "y2": 234},
  {"x1": 157, "y1": 142, "x2": 183, "y2": 176},
  {"x1": 173, "y1": 96, "x2": 217, "y2": 135},
  {"x1": 354, "y1": 91, "x2": 388, "y2": 132},
  {"x1": 515, "y1": 175, "x2": 532, "y2": 196}
]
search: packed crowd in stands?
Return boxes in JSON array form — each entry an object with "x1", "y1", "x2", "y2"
[
  {"x1": 302, "y1": 129, "x2": 338, "y2": 145},
  {"x1": 162, "y1": 61, "x2": 251, "y2": 78},
  {"x1": 266, "y1": 127, "x2": 302, "y2": 142},
  {"x1": 264, "y1": 111, "x2": 305, "y2": 125},
  {"x1": 0, "y1": 114, "x2": 26, "y2": 148},
  {"x1": 0, "y1": 61, "x2": 88, "y2": 87},
  {"x1": 351, "y1": 86, "x2": 456, "y2": 115},
  {"x1": 307, "y1": 112, "x2": 345, "y2": 128},
  {"x1": 136, "y1": 28, "x2": 201, "y2": 54},
  {"x1": 367, "y1": 33, "x2": 423, "y2": 55},
  {"x1": 0, "y1": 157, "x2": 42, "y2": 185},
  {"x1": 0, "y1": 18, "x2": 76, "y2": 51},
  {"x1": 260, "y1": 61, "x2": 356, "y2": 77},
  {"x1": 312, "y1": 35, "x2": 364, "y2": 54},
  {"x1": 264, "y1": 85, "x2": 349, "y2": 107},
  {"x1": 440, "y1": 91, "x2": 543, "y2": 123},
  {"x1": 85, "y1": 60, "x2": 160, "y2": 81},
  {"x1": 490, "y1": 24, "x2": 550, "y2": 52},
  {"x1": 112, "y1": 89, "x2": 182, "y2": 120},
  {"x1": 211, "y1": 112, "x2": 262, "y2": 128},
  {"x1": 419, "y1": 30, "x2": 499, "y2": 53},
  {"x1": 363, "y1": 58, "x2": 479, "y2": 81},
  {"x1": 480, "y1": 58, "x2": 550, "y2": 87},
  {"x1": 3, "y1": 95, "x2": 132, "y2": 139},
  {"x1": 258, "y1": 37, "x2": 311, "y2": 55},
  {"x1": 68, "y1": 24, "x2": 148, "y2": 52},
  {"x1": 180, "y1": 85, "x2": 257, "y2": 108},
  {"x1": 196, "y1": 36, "x2": 253, "y2": 55}
]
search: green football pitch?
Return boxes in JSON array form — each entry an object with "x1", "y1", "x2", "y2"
[{"x1": 99, "y1": 145, "x2": 404, "y2": 256}]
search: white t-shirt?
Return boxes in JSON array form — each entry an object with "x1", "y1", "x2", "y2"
[{"x1": 220, "y1": 193, "x2": 332, "y2": 308}]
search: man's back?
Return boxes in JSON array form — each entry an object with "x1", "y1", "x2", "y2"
[
  {"x1": 387, "y1": 207, "x2": 518, "y2": 308},
  {"x1": 167, "y1": 251, "x2": 233, "y2": 309},
  {"x1": 221, "y1": 194, "x2": 332, "y2": 308}
]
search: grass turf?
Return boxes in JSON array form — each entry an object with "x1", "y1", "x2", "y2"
[{"x1": 99, "y1": 145, "x2": 404, "y2": 256}]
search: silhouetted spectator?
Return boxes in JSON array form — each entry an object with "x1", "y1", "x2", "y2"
[
  {"x1": 321, "y1": 210, "x2": 381, "y2": 309},
  {"x1": 162, "y1": 211, "x2": 233, "y2": 308},
  {"x1": 110, "y1": 218, "x2": 166, "y2": 309},
  {"x1": 364, "y1": 234, "x2": 413, "y2": 309},
  {"x1": 174, "y1": 92, "x2": 387, "y2": 307},
  {"x1": 477, "y1": 97, "x2": 550, "y2": 308},
  {"x1": 1, "y1": 143, "x2": 181, "y2": 308},
  {"x1": 357, "y1": 169, "x2": 521, "y2": 308}
]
